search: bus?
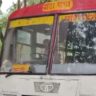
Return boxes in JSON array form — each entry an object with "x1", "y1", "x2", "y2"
[{"x1": 0, "y1": 0, "x2": 96, "y2": 96}]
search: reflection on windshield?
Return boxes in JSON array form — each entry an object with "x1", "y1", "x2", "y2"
[
  {"x1": 52, "y1": 13, "x2": 96, "y2": 74},
  {"x1": 52, "y1": 13, "x2": 96, "y2": 64},
  {"x1": 67, "y1": 21, "x2": 96, "y2": 63}
]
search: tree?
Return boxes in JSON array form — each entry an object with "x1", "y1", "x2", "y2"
[
  {"x1": 0, "y1": 0, "x2": 2, "y2": 7},
  {"x1": 8, "y1": 2, "x2": 17, "y2": 13},
  {"x1": 0, "y1": 0, "x2": 4, "y2": 55}
]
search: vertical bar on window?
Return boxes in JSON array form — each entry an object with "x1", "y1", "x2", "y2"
[{"x1": 47, "y1": 14, "x2": 59, "y2": 74}]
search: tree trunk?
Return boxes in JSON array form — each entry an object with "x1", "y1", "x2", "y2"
[
  {"x1": 0, "y1": 0, "x2": 2, "y2": 7},
  {"x1": 24, "y1": 0, "x2": 27, "y2": 7},
  {"x1": 17, "y1": 0, "x2": 21, "y2": 9}
]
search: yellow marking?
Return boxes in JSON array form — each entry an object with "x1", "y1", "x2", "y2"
[
  {"x1": 59, "y1": 13, "x2": 96, "y2": 22},
  {"x1": 43, "y1": 0, "x2": 73, "y2": 12},
  {"x1": 12, "y1": 64, "x2": 30, "y2": 72},
  {"x1": 9, "y1": 16, "x2": 53, "y2": 28}
]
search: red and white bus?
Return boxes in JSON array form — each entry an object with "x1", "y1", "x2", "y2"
[{"x1": 0, "y1": 0, "x2": 96, "y2": 96}]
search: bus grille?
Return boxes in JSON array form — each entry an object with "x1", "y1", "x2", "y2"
[{"x1": 34, "y1": 82, "x2": 60, "y2": 93}]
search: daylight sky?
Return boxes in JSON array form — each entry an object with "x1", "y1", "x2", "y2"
[{"x1": 1, "y1": 0, "x2": 17, "y2": 13}]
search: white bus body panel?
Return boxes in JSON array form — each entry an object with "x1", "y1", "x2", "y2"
[{"x1": 0, "y1": 75, "x2": 96, "y2": 96}]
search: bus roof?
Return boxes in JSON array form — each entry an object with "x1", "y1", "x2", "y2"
[{"x1": 9, "y1": 0, "x2": 96, "y2": 20}]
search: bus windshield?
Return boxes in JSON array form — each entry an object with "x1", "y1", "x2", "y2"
[
  {"x1": 0, "y1": 16, "x2": 54, "y2": 73},
  {"x1": 1, "y1": 13, "x2": 96, "y2": 74},
  {"x1": 52, "y1": 12, "x2": 96, "y2": 74}
]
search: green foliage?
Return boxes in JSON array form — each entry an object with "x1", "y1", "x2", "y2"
[
  {"x1": 7, "y1": 3, "x2": 17, "y2": 14},
  {"x1": 0, "y1": 15, "x2": 6, "y2": 53},
  {"x1": 0, "y1": 15, "x2": 7, "y2": 27}
]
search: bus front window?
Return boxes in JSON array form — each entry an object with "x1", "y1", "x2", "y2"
[
  {"x1": 16, "y1": 25, "x2": 51, "y2": 64},
  {"x1": 0, "y1": 16, "x2": 54, "y2": 73},
  {"x1": 52, "y1": 13, "x2": 96, "y2": 74}
]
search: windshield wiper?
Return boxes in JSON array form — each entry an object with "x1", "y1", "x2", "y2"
[
  {"x1": 5, "y1": 72, "x2": 32, "y2": 78},
  {"x1": 6, "y1": 73, "x2": 15, "y2": 78}
]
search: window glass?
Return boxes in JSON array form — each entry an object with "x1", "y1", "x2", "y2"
[
  {"x1": 15, "y1": 16, "x2": 53, "y2": 73},
  {"x1": 17, "y1": 30, "x2": 31, "y2": 44},
  {"x1": 16, "y1": 44, "x2": 31, "y2": 63},
  {"x1": 52, "y1": 13, "x2": 96, "y2": 74},
  {"x1": 0, "y1": 16, "x2": 54, "y2": 73}
]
